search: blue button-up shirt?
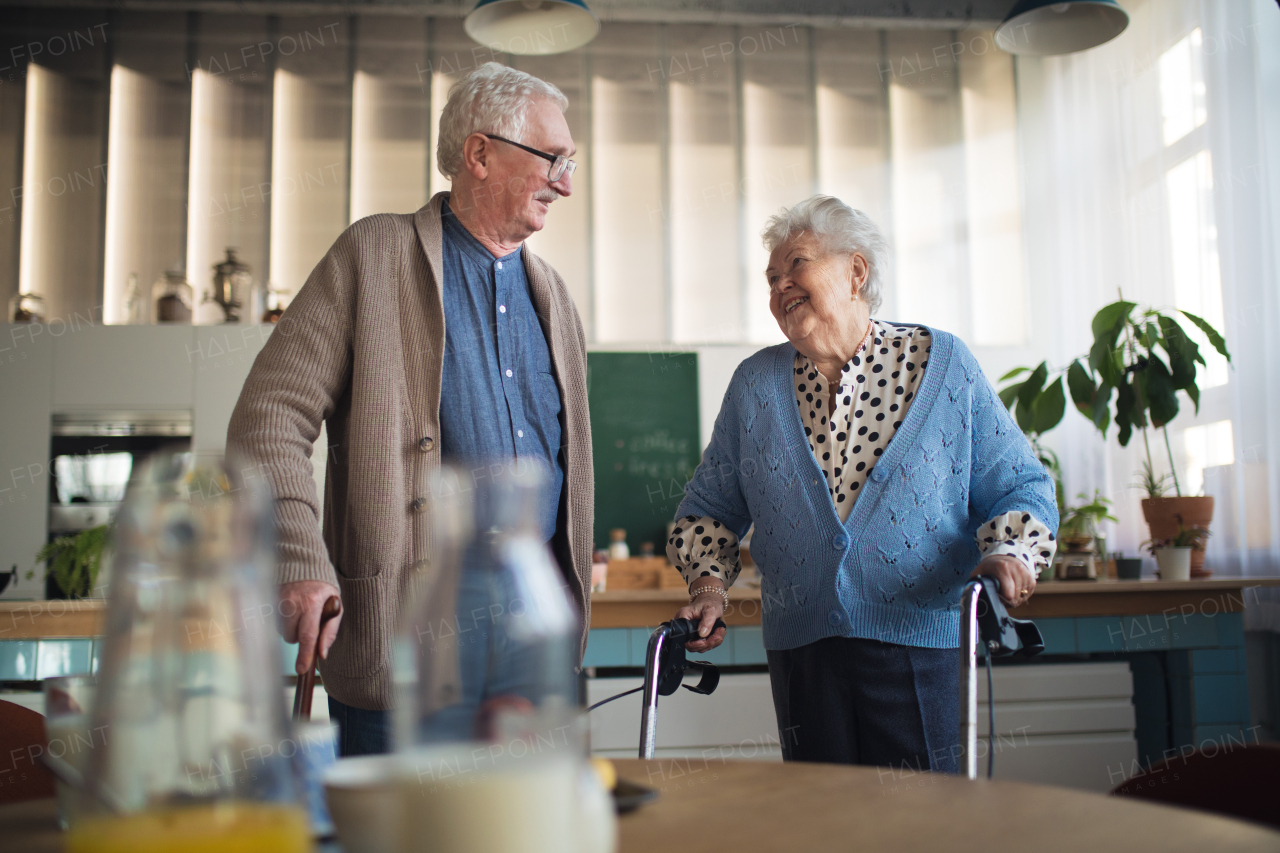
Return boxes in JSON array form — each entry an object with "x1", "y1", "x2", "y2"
[{"x1": 438, "y1": 200, "x2": 565, "y2": 542}]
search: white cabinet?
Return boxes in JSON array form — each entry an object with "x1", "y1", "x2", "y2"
[
  {"x1": 0, "y1": 325, "x2": 53, "y2": 598},
  {"x1": 191, "y1": 325, "x2": 274, "y2": 453},
  {"x1": 587, "y1": 673, "x2": 782, "y2": 762},
  {"x1": 588, "y1": 661, "x2": 1137, "y2": 792},
  {"x1": 976, "y1": 661, "x2": 1137, "y2": 792},
  {"x1": 0, "y1": 323, "x2": 297, "y2": 600},
  {"x1": 51, "y1": 325, "x2": 195, "y2": 409}
]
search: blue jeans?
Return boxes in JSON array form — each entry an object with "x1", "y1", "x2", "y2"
[{"x1": 328, "y1": 696, "x2": 392, "y2": 757}]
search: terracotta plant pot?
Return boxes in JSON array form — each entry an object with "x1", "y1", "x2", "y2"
[{"x1": 1141, "y1": 496, "x2": 1214, "y2": 577}]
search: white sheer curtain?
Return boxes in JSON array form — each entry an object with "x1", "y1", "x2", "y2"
[{"x1": 1015, "y1": 0, "x2": 1280, "y2": 627}]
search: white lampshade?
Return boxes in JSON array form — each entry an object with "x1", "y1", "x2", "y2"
[
  {"x1": 995, "y1": 0, "x2": 1130, "y2": 56},
  {"x1": 465, "y1": 0, "x2": 600, "y2": 56}
]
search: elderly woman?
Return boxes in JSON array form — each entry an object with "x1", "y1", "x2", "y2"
[{"x1": 669, "y1": 196, "x2": 1057, "y2": 772}]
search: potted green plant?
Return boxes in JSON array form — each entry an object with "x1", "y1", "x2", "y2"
[
  {"x1": 995, "y1": 359, "x2": 1066, "y2": 515},
  {"x1": 1143, "y1": 525, "x2": 1210, "y2": 582},
  {"x1": 31, "y1": 524, "x2": 111, "y2": 599},
  {"x1": 999, "y1": 298, "x2": 1229, "y2": 577},
  {"x1": 1060, "y1": 491, "x2": 1118, "y2": 557}
]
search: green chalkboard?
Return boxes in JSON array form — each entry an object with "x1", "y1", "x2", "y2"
[{"x1": 587, "y1": 352, "x2": 700, "y2": 555}]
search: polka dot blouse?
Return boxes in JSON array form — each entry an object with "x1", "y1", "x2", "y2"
[
  {"x1": 667, "y1": 320, "x2": 1057, "y2": 591},
  {"x1": 796, "y1": 320, "x2": 929, "y2": 519}
]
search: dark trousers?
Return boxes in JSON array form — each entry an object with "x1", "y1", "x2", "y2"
[
  {"x1": 767, "y1": 636, "x2": 959, "y2": 773},
  {"x1": 328, "y1": 695, "x2": 392, "y2": 757}
]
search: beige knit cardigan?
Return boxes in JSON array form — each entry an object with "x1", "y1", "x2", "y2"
[{"x1": 227, "y1": 193, "x2": 594, "y2": 711}]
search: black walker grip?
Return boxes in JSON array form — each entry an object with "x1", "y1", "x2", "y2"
[
  {"x1": 667, "y1": 617, "x2": 727, "y2": 644},
  {"x1": 656, "y1": 618, "x2": 728, "y2": 697}
]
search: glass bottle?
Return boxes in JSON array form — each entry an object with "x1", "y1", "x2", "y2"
[
  {"x1": 607, "y1": 528, "x2": 629, "y2": 561},
  {"x1": 394, "y1": 461, "x2": 614, "y2": 853},
  {"x1": 9, "y1": 292, "x2": 45, "y2": 323},
  {"x1": 152, "y1": 271, "x2": 193, "y2": 324},
  {"x1": 70, "y1": 453, "x2": 308, "y2": 853},
  {"x1": 124, "y1": 273, "x2": 148, "y2": 325}
]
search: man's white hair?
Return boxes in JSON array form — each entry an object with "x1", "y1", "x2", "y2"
[
  {"x1": 436, "y1": 62, "x2": 569, "y2": 180},
  {"x1": 761, "y1": 195, "x2": 889, "y2": 314}
]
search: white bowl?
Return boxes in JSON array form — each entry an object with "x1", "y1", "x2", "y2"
[{"x1": 323, "y1": 754, "x2": 406, "y2": 853}]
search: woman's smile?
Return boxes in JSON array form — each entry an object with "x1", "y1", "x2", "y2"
[{"x1": 784, "y1": 296, "x2": 809, "y2": 314}]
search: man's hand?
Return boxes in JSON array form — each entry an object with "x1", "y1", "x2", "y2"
[
  {"x1": 280, "y1": 580, "x2": 342, "y2": 675},
  {"x1": 970, "y1": 555, "x2": 1036, "y2": 608}
]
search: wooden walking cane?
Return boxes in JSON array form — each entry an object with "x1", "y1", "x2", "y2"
[{"x1": 292, "y1": 596, "x2": 342, "y2": 722}]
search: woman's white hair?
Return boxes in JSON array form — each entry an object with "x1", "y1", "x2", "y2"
[
  {"x1": 436, "y1": 62, "x2": 569, "y2": 180},
  {"x1": 761, "y1": 195, "x2": 889, "y2": 314}
]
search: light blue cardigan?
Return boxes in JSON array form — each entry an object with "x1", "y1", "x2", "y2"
[{"x1": 675, "y1": 327, "x2": 1058, "y2": 651}]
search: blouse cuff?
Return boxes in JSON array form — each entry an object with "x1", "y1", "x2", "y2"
[
  {"x1": 976, "y1": 510, "x2": 1057, "y2": 577},
  {"x1": 666, "y1": 514, "x2": 742, "y2": 590}
]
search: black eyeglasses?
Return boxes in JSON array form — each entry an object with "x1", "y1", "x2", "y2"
[{"x1": 483, "y1": 134, "x2": 577, "y2": 182}]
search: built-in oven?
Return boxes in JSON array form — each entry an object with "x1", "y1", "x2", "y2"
[{"x1": 46, "y1": 411, "x2": 192, "y2": 597}]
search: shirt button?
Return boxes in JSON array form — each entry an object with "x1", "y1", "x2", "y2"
[
  {"x1": 505, "y1": 369, "x2": 513, "y2": 377},
  {"x1": 517, "y1": 430, "x2": 524, "y2": 438},
  {"x1": 410, "y1": 497, "x2": 428, "y2": 512},
  {"x1": 499, "y1": 305, "x2": 507, "y2": 313},
  {"x1": 871, "y1": 467, "x2": 886, "y2": 483},
  {"x1": 418, "y1": 436, "x2": 435, "y2": 452},
  {"x1": 828, "y1": 610, "x2": 844, "y2": 626},
  {"x1": 832, "y1": 534, "x2": 849, "y2": 550},
  {"x1": 496, "y1": 261, "x2": 503, "y2": 269}
]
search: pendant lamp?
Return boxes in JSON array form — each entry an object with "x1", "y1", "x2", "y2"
[
  {"x1": 995, "y1": 0, "x2": 1130, "y2": 55},
  {"x1": 465, "y1": 0, "x2": 600, "y2": 56}
]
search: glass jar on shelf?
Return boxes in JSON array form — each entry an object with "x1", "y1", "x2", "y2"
[
  {"x1": 9, "y1": 292, "x2": 45, "y2": 323},
  {"x1": 152, "y1": 270, "x2": 193, "y2": 324},
  {"x1": 261, "y1": 286, "x2": 290, "y2": 324},
  {"x1": 208, "y1": 248, "x2": 252, "y2": 324}
]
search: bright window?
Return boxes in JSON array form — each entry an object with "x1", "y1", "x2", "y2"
[
  {"x1": 1182, "y1": 420, "x2": 1234, "y2": 497},
  {"x1": 1159, "y1": 29, "x2": 1226, "y2": 388},
  {"x1": 1158, "y1": 28, "x2": 1206, "y2": 147}
]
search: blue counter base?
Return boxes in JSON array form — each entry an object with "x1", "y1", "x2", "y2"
[{"x1": 585, "y1": 612, "x2": 1259, "y2": 776}]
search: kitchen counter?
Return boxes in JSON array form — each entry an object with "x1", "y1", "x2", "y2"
[
  {"x1": 1, "y1": 577, "x2": 1276, "y2": 638},
  {"x1": 582, "y1": 577, "x2": 1280, "y2": 767},
  {"x1": 588, "y1": 577, "x2": 1280, "y2": 628}
]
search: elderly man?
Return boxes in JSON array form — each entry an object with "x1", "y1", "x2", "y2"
[{"x1": 227, "y1": 62, "x2": 593, "y2": 756}]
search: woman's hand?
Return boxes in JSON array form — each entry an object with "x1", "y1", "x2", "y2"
[
  {"x1": 970, "y1": 555, "x2": 1036, "y2": 608},
  {"x1": 674, "y1": 580, "x2": 728, "y2": 653}
]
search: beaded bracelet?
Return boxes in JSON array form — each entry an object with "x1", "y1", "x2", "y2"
[{"x1": 688, "y1": 585, "x2": 729, "y2": 608}]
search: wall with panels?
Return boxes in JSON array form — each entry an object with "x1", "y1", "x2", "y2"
[{"x1": 1, "y1": 12, "x2": 1028, "y2": 356}]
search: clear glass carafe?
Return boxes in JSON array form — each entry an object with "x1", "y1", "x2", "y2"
[
  {"x1": 394, "y1": 461, "x2": 613, "y2": 853},
  {"x1": 69, "y1": 454, "x2": 307, "y2": 853}
]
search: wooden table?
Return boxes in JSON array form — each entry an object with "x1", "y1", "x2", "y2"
[
  {"x1": 5, "y1": 760, "x2": 1277, "y2": 852},
  {"x1": 612, "y1": 758, "x2": 1280, "y2": 853}
]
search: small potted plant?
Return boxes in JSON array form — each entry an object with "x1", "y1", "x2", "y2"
[
  {"x1": 31, "y1": 524, "x2": 111, "y2": 599},
  {"x1": 1144, "y1": 525, "x2": 1210, "y2": 582},
  {"x1": 1060, "y1": 491, "x2": 1117, "y2": 558}
]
